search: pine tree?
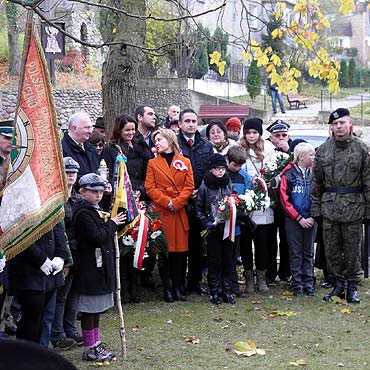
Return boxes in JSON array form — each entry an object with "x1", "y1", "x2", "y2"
[
  {"x1": 247, "y1": 60, "x2": 261, "y2": 100},
  {"x1": 339, "y1": 60, "x2": 348, "y2": 88},
  {"x1": 348, "y1": 57, "x2": 356, "y2": 87}
]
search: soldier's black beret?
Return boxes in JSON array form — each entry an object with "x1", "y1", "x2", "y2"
[{"x1": 328, "y1": 108, "x2": 350, "y2": 124}]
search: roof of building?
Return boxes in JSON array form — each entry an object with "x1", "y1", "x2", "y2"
[{"x1": 332, "y1": 22, "x2": 353, "y2": 37}]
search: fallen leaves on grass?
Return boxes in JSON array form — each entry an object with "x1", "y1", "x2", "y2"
[
  {"x1": 213, "y1": 317, "x2": 223, "y2": 322},
  {"x1": 251, "y1": 300, "x2": 262, "y2": 304},
  {"x1": 340, "y1": 308, "x2": 353, "y2": 314},
  {"x1": 330, "y1": 296, "x2": 343, "y2": 304},
  {"x1": 166, "y1": 319, "x2": 173, "y2": 324},
  {"x1": 269, "y1": 310, "x2": 297, "y2": 318},
  {"x1": 233, "y1": 340, "x2": 266, "y2": 357},
  {"x1": 283, "y1": 291, "x2": 293, "y2": 296},
  {"x1": 183, "y1": 336, "x2": 200, "y2": 344},
  {"x1": 132, "y1": 325, "x2": 140, "y2": 332},
  {"x1": 289, "y1": 359, "x2": 307, "y2": 367}
]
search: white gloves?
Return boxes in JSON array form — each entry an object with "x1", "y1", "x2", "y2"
[
  {"x1": 40, "y1": 258, "x2": 54, "y2": 276},
  {"x1": 0, "y1": 255, "x2": 6, "y2": 273},
  {"x1": 51, "y1": 257, "x2": 64, "y2": 275}
]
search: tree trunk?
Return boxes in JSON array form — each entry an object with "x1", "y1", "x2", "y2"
[
  {"x1": 6, "y1": 2, "x2": 20, "y2": 76},
  {"x1": 102, "y1": 0, "x2": 146, "y2": 134}
]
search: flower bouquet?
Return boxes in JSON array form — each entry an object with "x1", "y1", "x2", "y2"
[
  {"x1": 121, "y1": 202, "x2": 168, "y2": 269},
  {"x1": 202, "y1": 178, "x2": 270, "y2": 241},
  {"x1": 259, "y1": 153, "x2": 293, "y2": 184}
]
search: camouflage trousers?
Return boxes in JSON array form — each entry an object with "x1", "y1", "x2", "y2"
[{"x1": 323, "y1": 219, "x2": 363, "y2": 282}]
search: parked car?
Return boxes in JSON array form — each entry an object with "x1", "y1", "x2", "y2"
[{"x1": 288, "y1": 128, "x2": 329, "y2": 149}]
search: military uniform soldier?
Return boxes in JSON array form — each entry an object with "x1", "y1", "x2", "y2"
[{"x1": 311, "y1": 108, "x2": 370, "y2": 303}]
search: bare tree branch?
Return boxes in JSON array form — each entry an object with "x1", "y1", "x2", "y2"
[{"x1": 8, "y1": 0, "x2": 226, "y2": 22}]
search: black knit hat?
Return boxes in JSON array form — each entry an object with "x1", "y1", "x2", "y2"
[
  {"x1": 208, "y1": 153, "x2": 227, "y2": 170},
  {"x1": 243, "y1": 118, "x2": 263, "y2": 136},
  {"x1": 328, "y1": 108, "x2": 350, "y2": 124}
]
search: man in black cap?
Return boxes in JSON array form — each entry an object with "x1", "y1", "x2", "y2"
[
  {"x1": 311, "y1": 108, "x2": 370, "y2": 303},
  {"x1": 265, "y1": 119, "x2": 291, "y2": 284},
  {"x1": 93, "y1": 117, "x2": 106, "y2": 139},
  {"x1": 266, "y1": 119, "x2": 292, "y2": 154}
]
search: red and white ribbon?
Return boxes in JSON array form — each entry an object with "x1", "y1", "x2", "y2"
[
  {"x1": 133, "y1": 211, "x2": 149, "y2": 270},
  {"x1": 223, "y1": 196, "x2": 237, "y2": 242}
]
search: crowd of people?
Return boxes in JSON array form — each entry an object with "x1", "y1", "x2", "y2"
[{"x1": 0, "y1": 104, "x2": 369, "y2": 365}]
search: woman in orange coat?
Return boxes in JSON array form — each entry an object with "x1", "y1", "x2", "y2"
[{"x1": 145, "y1": 128, "x2": 194, "y2": 303}]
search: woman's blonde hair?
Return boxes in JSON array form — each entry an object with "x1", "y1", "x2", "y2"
[
  {"x1": 239, "y1": 133, "x2": 265, "y2": 162},
  {"x1": 151, "y1": 127, "x2": 180, "y2": 154},
  {"x1": 294, "y1": 142, "x2": 315, "y2": 163}
]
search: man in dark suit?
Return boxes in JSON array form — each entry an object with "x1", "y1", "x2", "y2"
[{"x1": 177, "y1": 108, "x2": 214, "y2": 294}]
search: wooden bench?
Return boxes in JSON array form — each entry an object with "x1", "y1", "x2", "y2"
[
  {"x1": 198, "y1": 104, "x2": 249, "y2": 120},
  {"x1": 287, "y1": 92, "x2": 309, "y2": 110}
]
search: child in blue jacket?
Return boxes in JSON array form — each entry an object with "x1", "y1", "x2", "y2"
[
  {"x1": 226, "y1": 145, "x2": 252, "y2": 297},
  {"x1": 280, "y1": 143, "x2": 317, "y2": 296}
]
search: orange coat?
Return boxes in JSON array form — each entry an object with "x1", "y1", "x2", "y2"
[{"x1": 145, "y1": 154, "x2": 194, "y2": 253}]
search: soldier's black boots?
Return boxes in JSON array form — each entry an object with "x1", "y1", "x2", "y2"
[
  {"x1": 323, "y1": 279, "x2": 345, "y2": 302},
  {"x1": 346, "y1": 281, "x2": 361, "y2": 304}
]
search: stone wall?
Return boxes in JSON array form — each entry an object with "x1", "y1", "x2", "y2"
[
  {"x1": 0, "y1": 89, "x2": 102, "y2": 127},
  {"x1": 0, "y1": 78, "x2": 246, "y2": 126}
]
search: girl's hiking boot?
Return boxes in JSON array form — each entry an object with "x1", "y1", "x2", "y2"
[
  {"x1": 82, "y1": 344, "x2": 111, "y2": 365},
  {"x1": 95, "y1": 342, "x2": 117, "y2": 361}
]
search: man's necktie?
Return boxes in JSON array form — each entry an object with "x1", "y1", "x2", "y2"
[{"x1": 188, "y1": 138, "x2": 193, "y2": 147}]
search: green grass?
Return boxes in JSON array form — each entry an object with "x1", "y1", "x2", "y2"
[{"x1": 61, "y1": 275, "x2": 370, "y2": 370}]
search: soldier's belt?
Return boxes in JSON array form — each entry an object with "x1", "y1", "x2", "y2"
[{"x1": 324, "y1": 186, "x2": 362, "y2": 193}]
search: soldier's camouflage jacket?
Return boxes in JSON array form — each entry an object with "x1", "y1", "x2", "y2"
[{"x1": 311, "y1": 134, "x2": 370, "y2": 223}]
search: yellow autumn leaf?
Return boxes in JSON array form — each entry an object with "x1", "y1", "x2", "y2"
[
  {"x1": 266, "y1": 64, "x2": 276, "y2": 73},
  {"x1": 340, "y1": 308, "x2": 353, "y2": 314},
  {"x1": 112, "y1": 27, "x2": 117, "y2": 34},
  {"x1": 256, "y1": 53, "x2": 269, "y2": 67},
  {"x1": 320, "y1": 16, "x2": 330, "y2": 28},
  {"x1": 271, "y1": 54, "x2": 282, "y2": 66},
  {"x1": 271, "y1": 28, "x2": 283, "y2": 39},
  {"x1": 277, "y1": 1, "x2": 286, "y2": 11},
  {"x1": 330, "y1": 295, "x2": 343, "y2": 304},
  {"x1": 290, "y1": 359, "x2": 307, "y2": 367},
  {"x1": 282, "y1": 290, "x2": 293, "y2": 296},
  {"x1": 241, "y1": 51, "x2": 252, "y2": 61},
  {"x1": 235, "y1": 340, "x2": 257, "y2": 352},
  {"x1": 216, "y1": 60, "x2": 226, "y2": 76},
  {"x1": 234, "y1": 340, "x2": 265, "y2": 357},
  {"x1": 209, "y1": 51, "x2": 221, "y2": 65},
  {"x1": 273, "y1": 310, "x2": 297, "y2": 317},
  {"x1": 339, "y1": 0, "x2": 355, "y2": 14}
]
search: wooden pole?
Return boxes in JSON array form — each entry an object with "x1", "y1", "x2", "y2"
[{"x1": 114, "y1": 232, "x2": 126, "y2": 360}]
